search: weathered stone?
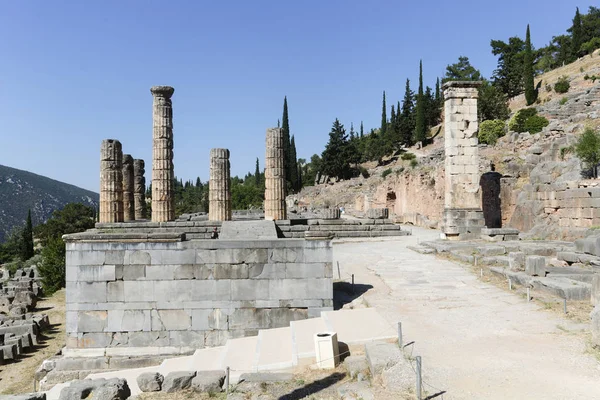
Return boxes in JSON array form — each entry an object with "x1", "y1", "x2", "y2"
[
  {"x1": 525, "y1": 256, "x2": 547, "y2": 277},
  {"x1": 58, "y1": 378, "x2": 130, "y2": 400},
  {"x1": 381, "y1": 356, "x2": 414, "y2": 393},
  {"x1": 0, "y1": 394, "x2": 47, "y2": 400},
  {"x1": 365, "y1": 341, "x2": 402, "y2": 376},
  {"x1": 264, "y1": 128, "x2": 287, "y2": 220},
  {"x1": 133, "y1": 159, "x2": 147, "y2": 220},
  {"x1": 508, "y1": 252, "x2": 526, "y2": 272},
  {"x1": 592, "y1": 275, "x2": 600, "y2": 306},
  {"x1": 150, "y1": 85, "x2": 175, "y2": 222},
  {"x1": 209, "y1": 148, "x2": 232, "y2": 221},
  {"x1": 591, "y1": 305, "x2": 600, "y2": 348},
  {"x1": 122, "y1": 154, "x2": 135, "y2": 222},
  {"x1": 191, "y1": 370, "x2": 225, "y2": 393},
  {"x1": 99, "y1": 139, "x2": 124, "y2": 223},
  {"x1": 337, "y1": 382, "x2": 374, "y2": 400},
  {"x1": 238, "y1": 372, "x2": 293, "y2": 383},
  {"x1": 137, "y1": 372, "x2": 164, "y2": 392},
  {"x1": 162, "y1": 371, "x2": 196, "y2": 392},
  {"x1": 366, "y1": 208, "x2": 389, "y2": 219},
  {"x1": 344, "y1": 355, "x2": 369, "y2": 379}
]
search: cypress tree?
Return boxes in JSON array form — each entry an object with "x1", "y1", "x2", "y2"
[
  {"x1": 281, "y1": 97, "x2": 291, "y2": 185},
  {"x1": 290, "y1": 136, "x2": 299, "y2": 192},
  {"x1": 390, "y1": 105, "x2": 396, "y2": 126},
  {"x1": 360, "y1": 121, "x2": 364, "y2": 138},
  {"x1": 414, "y1": 60, "x2": 427, "y2": 143},
  {"x1": 435, "y1": 78, "x2": 440, "y2": 101},
  {"x1": 349, "y1": 123, "x2": 355, "y2": 140},
  {"x1": 571, "y1": 7, "x2": 582, "y2": 61},
  {"x1": 297, "y1": 163, "x2": 303, "y2": 191},
  {"x1": 255, "y1": 158, "x2": 261, "y2": 186},
  {"x1": 20, "y1": 210, "x2": 34, "y2": 261},
  {"x1": 381, "y1": 91, "x2": 387, "y2": 135},
  {"x1": 524, "y1": 25, "x2": 537, "y2": 106},
  {"x1": 196, "y1": 177, "x2": 201, "y2": 187},
  {"x1": 400, "y1": 78, "x2": 415, "y2": 147}
]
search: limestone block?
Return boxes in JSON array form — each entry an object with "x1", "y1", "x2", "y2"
[
  {"x1": 592, "y1": 275, "x2": 600, "y2": 306},
  {"x1": 162, "y1": 371, "x2": 196, "y2": 393},
  {"x1": 169, "y1": 331, "x2": 205, "y2": 348},
  {"x1": 592, "y1": 306, "x2": 600, "y2": 348},
  {"x1": 525, "y1": 256, "x2": 547, "y2": 277},
  {"x1": 508, "y1": 252, "x2": 525, "y2": 272},
  {"x1": 67, "y1": 282, "x2": 107, "y2": 303},
  {"x1": 231, "y1": 280, "x2": 270, "y2": 301},
  {"x1": 189, "y1": 280, "x2": 231, "y2": 301},
  {"x1": 365, "y1": 341, "x2": 402, "y2": 376},
  {"x1": 122, "y1": 265, "x2": 145, "y2": 280},
  {"x1": 107, "y1": 281, "x2": 124, "y2": 302},
  {"x1": 138, "y1": 372, "x2": 164, "y2": 392},
  {"x1": 123, "y1": 281, "x2": 154, "y2": 302},
  {"x1": 107, "y1": 310, "x2": 151, "y2": 332},
  {"x1": 77, "y1": 311, "x2": 108, "y2": 333},
  {"x1": 152, "y1": 309, "x2": 191, "y2": 331},
  {"x1": 128, "y1": 331, "x2": 169, "y2": 347}
]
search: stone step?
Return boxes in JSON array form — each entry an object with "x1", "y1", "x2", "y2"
[
  {"x1": 290, "y1": 317, "x2": 327, "y2": 365},
  {"x1": 322, "y1": 308, "x2": 397, "y2": 344},
  {"x1": 254, "y1": 327, "x2": 293, "y2": 371},
  {"x1": 219, "y1": 335, "x2": 259, "y2": 373},
  {"x1": 188, "y1": 346, "x2": 226, "y2": 371}
]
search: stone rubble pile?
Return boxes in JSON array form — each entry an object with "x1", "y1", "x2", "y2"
[{"x1": 0, "y1": 265, "x2": 50, "y2": 364}]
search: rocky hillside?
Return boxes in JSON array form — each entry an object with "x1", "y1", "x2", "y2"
[
  {"x1": 0, "y1": 165, "x2": 98, "y2": 242},
  {"x1": 291, "y1": 50, "x2": 600, "y2": 240}
]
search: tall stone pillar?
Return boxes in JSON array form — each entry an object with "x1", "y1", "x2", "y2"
[
  {"x1": 442, "y1": 81, "x2": 484, "y2": 240},
  {"x1": 133, "y1": 159, "x2": 147, "y2": 220},
  {"x1": 122, "y1": 154, "x2": 135, "y2": 221},
  {"x1": 264, "y1": 128, "x2": 287, "y2": 220},
  {"x1": 209, "y1": 148, "x2": 232, "y2": 221},
  {"x1": 99, "y1": 139, "x2": 124, "y2": 223},
  {"x1": 150, "y1": 86, "x2": 175, "y2": 222}
]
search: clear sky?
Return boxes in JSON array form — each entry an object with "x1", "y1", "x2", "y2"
[{"x1": 0, "y1": 1, "x2": 595, "y2": 192}]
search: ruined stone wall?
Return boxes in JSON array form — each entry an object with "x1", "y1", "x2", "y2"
[{"x1": 64, "y1": 237, "x2": 332, "y2": 355}]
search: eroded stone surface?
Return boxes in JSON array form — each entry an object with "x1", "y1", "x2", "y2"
[
  {"x1": 209, "y1": 148, "x2": 232, "y2": 221},
  {"x1": 264, "y1": 128, "x2": 287, "y2": 221}
]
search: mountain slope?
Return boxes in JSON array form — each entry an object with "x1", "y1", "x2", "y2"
[{"x1": 0, "y1": 164, "x2": 98, "y2": 242}]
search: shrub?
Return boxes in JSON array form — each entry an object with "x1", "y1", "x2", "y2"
[
  {"x1": 559, "y1": 97, "x2": 568, "y2": 106},
  {"x1": 381, "y1": 168, "x2": 392, "y2": 178},
  {"x1": 508, "y1": 108, "x2": 537, "y2": 132},
  {"x1": 358, "y1": 166, "x2": 370, "y2": 179},
  {"x1": 410, "y1": 159, "x2": 418, "y2": 168},
  {"x1": 575, "y1": 127, "x2": 600, "y2": 178},
  {"x1": 545, "y1": 84, "x2": 552, "y2": 93},
  {"x1": 395, "y1": 167, "x2": 405, "y2": 176},
  {"x1": 401, "y1": 152, "x2": 416, "y2": 161},
  {"x1": 523, "y1": 115, "x2": 549, "y2": 134},
  {"x1": 38, "y1": 236, "x2": 66, "y2": 295},
  {"x1": 554, "y1": 76, "x2": 570, "y2": 94},
  {"x1": 478, "y1": 119, "x2": 506, "y2": 145},
  {"x1": 581, "y1": 37, "x2": 600, "y2": 56}
]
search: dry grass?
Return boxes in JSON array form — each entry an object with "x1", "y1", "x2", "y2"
[{"x1": 0, "y1": 289, "x2": 66, "y2": 395}]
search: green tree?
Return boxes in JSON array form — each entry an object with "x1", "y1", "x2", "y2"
[
  {"x1": 360, "y1": 121, "x2": 364, "y2": 138},
  {"x1": 281, "y1": 96, "x2": 291, "y2": 187},
  {"x1": 399, "y1": 79, "x2": 415, "y2": 147},
  {"x1": 34, "y1": 203, "x2": 96, "y2": 246},
  {"x1": 321, "y1": 119, "x2": 351, "y2": 180},
  {"x1": 444, "y1": 56, "x2": 482, "y2": 81},
  {"x1": 491, "y1": 36, "x2": 526, "y2": 97},
  {"x1": 571, "y1": 7, "x2": 583, "y2": 60},
  {"x1": 0, "y1": 227, "x2": 24, "y2": 264},
  {"x1": 290, "y1": 135, "x2": 299, "y2": 192},
  {"x1": 478, "y1": 80, "x2": 510, "y2": 121},
  {"x1": 414, "y1": 60, "x2": 427, "y2": 143},
  {"x1": 575, "y1": 127, "x2": 600, "y2": 178},
  {"x1": 254, "y1": 158, "x2": 261, "y2": 186},
  {"x1": 524, "y1": 25, "x2": 537, "y2": 105},
  {"x1": 20, "y1": 210, "x2": 34, "y2": 261},
  {"x1": 380, "y1": 91, "x2": 387, "y2": 136},
  {"x1": 38, "y1": 236, "x2": 66, "y2": 295}
]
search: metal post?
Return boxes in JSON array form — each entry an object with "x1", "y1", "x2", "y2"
[
  {"x1": 352, "y1": 274, "x2": 355, "y2": 294},
  {"x1": 508, "y1": 278, "x2": 512, "y2": 291},
  {"x1": 474, "y1": 256, "x2": 478, "y2": 267},
  {"x1": 564, "y1": 298, "x2": 567, "y2": 314},
  {"x1": 527, "y1": 287, "x2": 530, "y2": 302},
  {"x1": 398, "y1": 322, "x2": 402, "y2": 348},
  {"x1": 225, "y1": 366, "x2": 230, "y2": 394},
  {"x1": 480, "y1": 268, "x2": 483, "y2": 278},
  {"x1": 416, "y1": 356, "x2": 422, "y2": 400},
  {"x1": 337, "y1": 261, "x2": 341, "y2": 279}
]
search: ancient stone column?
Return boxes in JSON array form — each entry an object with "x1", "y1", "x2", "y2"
[
  {"x1": 133, "y1": 159, "x2": 147, "y2": 220},
  {"x1": 264, "y1": 128, "x2": 287, "y2": 220},
  {"x1": 209, "y1": 148, "x2": 232, "y2": 221},
  {"x1": 99, "y1": 139, "x2": 124, "y2": 223},
  {"x1": 442, "y1": 81, "x2": 484, "y2": 240},
  {"x1": 150, "y1": 86, "x2": 175, "y2": 222},
  {"x1": 122, "y1": 154, "x2": 135, "y2": 221}
]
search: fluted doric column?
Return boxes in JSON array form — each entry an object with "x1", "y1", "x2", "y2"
[
  {"x1": 133, "y1": 159, "x2": 147, "y2": 220},
  {"x1": 150, "y1": 86, "x2": 175, "y2": 222},
  {"x1": 209, "y1": 148, "x2": 232, "y2": 221},
  {"x1": 122, "y1": 154, "x2": 135, "y2": 221},
  {"x1": 100, "y1": 139, "x2": 123, "y2": 223},
  {"x1": 264, "y1": 128, "x2": 286, "y2": 220}
]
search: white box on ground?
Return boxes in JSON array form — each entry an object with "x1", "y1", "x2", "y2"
[{"x1": 314, "y1": 332, "x2": 339, "y2": 369}]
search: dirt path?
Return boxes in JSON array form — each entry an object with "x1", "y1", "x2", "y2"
[
  {"x1": 333, "y1": 229, "x2": 600, "y2": 400},
  {"x1": 0, "y1": 289, "x2": 65, "y2": 394}
]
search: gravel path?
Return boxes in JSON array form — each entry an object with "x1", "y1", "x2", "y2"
[{"x1": 334, "y1": 228, "x2": 600, "y2": 400}]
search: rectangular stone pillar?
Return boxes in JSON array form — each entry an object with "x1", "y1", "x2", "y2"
[
  {"x1": 264, "y1": 128, "x2": 287, "y2": 221},
  {"x1": 150, "y1": 86, "x2": 175, "y2": 222},
  {"x1": 133, "y1": 159, "x2": 147, "y2": 220},
  {"x1": 122, "y1": 154, "x2": 135, "y2": 222},
  {"x1": 99, "y1": 139, "x2": 123, "y2": 223},
  {"x1": 442, "y1": 81, "x2": 484, "y2": 240},
  {"x1": 209, "y1": 148, "x2": 232, "y2": 221}
]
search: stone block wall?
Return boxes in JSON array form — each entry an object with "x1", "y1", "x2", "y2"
[{"x1": 64, "y1": 237, "x2": 332, "y2": 356}]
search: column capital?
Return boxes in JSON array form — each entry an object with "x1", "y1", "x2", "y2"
[{"x1": 150, "y1": 86, "x2": 175, "y2": 98}]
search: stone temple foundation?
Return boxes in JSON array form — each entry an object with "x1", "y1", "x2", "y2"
[
  {"x1": 265, "y1": 127, "x2": 287, "y2": 221},
  {"x1": 209, "y1": 148, "x2": 232, "y2": 221},
  {"x1": 151, "y1": 86, "x2": 175, "y2": 223},
  {"x1": 441, "y1": 81, "x2": 485, "y2": 240},
  {"x1": 99, "y1": 139, "x2": 124, "y2": 224}
]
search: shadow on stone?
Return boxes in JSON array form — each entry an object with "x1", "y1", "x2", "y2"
[
  {"x1": 333, "y1": 282, "x2": 373, "y2": 310},
  {"x1": 480, "y1": 170, "x2": 503, "y2": 228},
  {"x1": 277, "y1": 372, "x2": 346, "y2": 400}
]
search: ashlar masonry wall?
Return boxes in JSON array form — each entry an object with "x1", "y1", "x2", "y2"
[{"x1": 64, "y1": 237, "x2": 332, "y2": 356}]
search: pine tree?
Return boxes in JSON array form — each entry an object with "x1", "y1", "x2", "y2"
[
  {"x1": 255, "y1": 158, "x2": 261, "y2": 186},
  {"x1": 20, "y1": 210, "x2": 34, "y2": 261},
  {"x1": 399, "y1": 79, "x2": 415, "y2": 147},
  {"x1": 381, "y1": 91, "x2": 387, "y2": 136},
  {"x1": 281, "y1": 97, "x2": 291, "y2": 185},
  {"x1": 321, "y1": 119, "x2": 351, "y2": 180},
  {"x1": 290, "y1": 136, "x2": 299, "y2": 192},
  {"x1": 524, "y1": 25, "x2": 537, "y2": 106},
  {"x1": 571, "y1": 7, "x2": 583, "y2": 61},
  {"x1": 414, "y1": 60, "x2": 427, "y2": 143},
  {"x1": 196, "y1": 177, "x2": 201, "y2": 187}
]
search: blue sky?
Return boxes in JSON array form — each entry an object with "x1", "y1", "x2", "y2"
[{"x1": 0, "y1": 1, "x2": 595, "y2": 192}]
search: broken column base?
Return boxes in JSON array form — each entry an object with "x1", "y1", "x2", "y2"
[{"x1": 441, "y1": 208, "x2": 485, "y2": 241}]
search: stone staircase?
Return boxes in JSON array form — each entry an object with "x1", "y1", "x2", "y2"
[{"x1": 45, "y1": 308, "x2": 396, "y2": 399}]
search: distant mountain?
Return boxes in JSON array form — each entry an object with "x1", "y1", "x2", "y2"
[{"x1": 0, "y1": 164, "x2": 98, "y2": 242}]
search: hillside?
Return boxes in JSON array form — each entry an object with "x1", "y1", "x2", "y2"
[{"x1": 0, "y1": 165, "x2": 98, "y2": 242}]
